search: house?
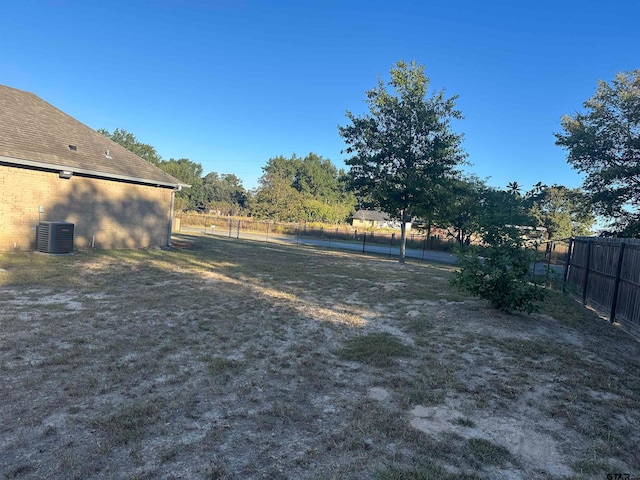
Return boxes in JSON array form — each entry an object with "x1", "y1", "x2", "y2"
[
  {"x1": 351, "y1": 209, "x2": 411, "y2": 231},
  {"x1": 0, "y1": 85, "x2": 189, "y2": 251}
]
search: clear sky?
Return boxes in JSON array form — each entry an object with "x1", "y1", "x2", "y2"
[{"x1": 2, "y1": 0, "x2": 638, "y2": 192}]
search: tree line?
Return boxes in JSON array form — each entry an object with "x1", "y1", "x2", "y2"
[
  {"x1": 97, "y1": 129, "x2": 355, "y2": 222},
  {"x1": 99, "y1": 63, "x2": 639, "y2": 252}
]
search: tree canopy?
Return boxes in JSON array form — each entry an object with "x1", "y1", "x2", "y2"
[
  {"x1": 248, "y1": 153, "x2": 355, "y2": 222},
  {"x1": 526, "y1": 185, "x2": 594, "y2": 239},
  {"x1": 339, "y1": 60, "x2": 467, "y2": 262},
  {"x1": 160, "y1": 158, "x2": 206, "y2": 211},
  {"x1": 203, "y1": 173, "x2": 247, "y2": 215},
  {"x1": 556, "y1": 70, "x2": 640, "y2": 235}
]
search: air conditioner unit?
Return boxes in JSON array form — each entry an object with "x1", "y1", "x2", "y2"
[{"x1": 36, "y1": 221, "x2": 74, "y2": 254}]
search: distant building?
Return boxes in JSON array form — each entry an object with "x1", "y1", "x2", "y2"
[
  {"x1": 0, "y1": 85, "x2": 189, "y2": 251},
  {"x1": 351, "y1": 209, "x2": 411, "y2": 231}
]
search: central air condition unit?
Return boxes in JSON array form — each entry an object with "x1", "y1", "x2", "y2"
[{"x1": 36, "y1": 221, "x2": 74, "y2": 254}]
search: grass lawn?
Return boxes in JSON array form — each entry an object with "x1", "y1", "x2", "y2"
[{"x1": 1, "y1": 233, "x2": 639, "y2": 479}]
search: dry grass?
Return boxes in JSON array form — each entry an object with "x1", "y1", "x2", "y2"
[{"x1": 1, "y1": 233, "x2": 639, "y2": 479}]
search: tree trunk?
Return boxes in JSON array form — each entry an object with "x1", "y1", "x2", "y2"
[{"x1": 399, "y1": 209, "x2": 407, "y2": 264}]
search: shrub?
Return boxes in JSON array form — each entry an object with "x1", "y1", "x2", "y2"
[{"x1": 451, "y1": 226, "x2": 546, "y2": 313}]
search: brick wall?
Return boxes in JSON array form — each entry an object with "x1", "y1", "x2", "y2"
[{"x1": 0, "y1": 164, "x2": 174, "y2": 251}]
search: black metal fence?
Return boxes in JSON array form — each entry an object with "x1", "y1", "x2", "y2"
[
  {"x1": 174, "y1": 214, "x2": 457, "y2": 254},
  {"x1": 528, "y1": 238, "x2": 572, "y2": 287}
]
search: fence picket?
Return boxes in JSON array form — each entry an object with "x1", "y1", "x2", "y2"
[{"x1": 565, "y1": 236, "x2": 640, "y2": 337}]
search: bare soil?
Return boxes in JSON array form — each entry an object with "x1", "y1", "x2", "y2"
[{"x1": 1, "y1": 234, "x2": 639, "y2": 479}]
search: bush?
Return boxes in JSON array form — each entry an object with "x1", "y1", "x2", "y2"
[{"x1": 451, "y1": 226, "x2": 546, "y2": 313}]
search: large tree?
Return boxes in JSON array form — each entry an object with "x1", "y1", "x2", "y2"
[
  {"x1": 203, "y1": 173, "x2": 247, "y2": 215},
  {"x1": 526, "y1": 185, "x2": 594, "y2": 239},
  {"x1": 249, "y1": 167, "x2": 304, "y2": 222},
  {"x1": 250, "y1": 153, "x2": 355, "y2": 222},
  {"x1": 339, "y1": 60, "x2": 467, "y2": 263},
  {"x1": 442, "y1": 176, "x2": 486, "y2": 246},
  {"x1": 555, "y1": 70, "x2": 640, "y2": 235},
  {"x1": 160, "y1": 158, "x2": 206, "y2": 211}
]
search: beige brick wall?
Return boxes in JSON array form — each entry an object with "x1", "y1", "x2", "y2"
[{"x1": 0, "y1": 165, "x2": 174, "y2": 251}]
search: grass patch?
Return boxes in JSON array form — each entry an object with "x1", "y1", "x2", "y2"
[
  {"x1": 5, "y1": 464, "x2": 37, "y2": 479},
  {"x1": 90, "y1": 399, "x2": 164, "y2": 446},
  {"x1": 0, "y1": 251, "x2": 85, "y2": 286},
  {"x1": 453, "y1": 417, "x2": 475, "y2": 428},
  {"x1": 377, "y1": 463, "x2": 479, "y2": 480},
  {"x1": 465, "y1": 437, "x2": 512, "y2": 466},
  {"x1": 387, "y1": 357, "x2": 458, "y2": 407},
  {"x1": 405, "y1": 318, "x2": 435, "y2": 335},
  {"x1": 336, "y1": 333, "x2": 413, "y2": 367},
  {"x1": 201, "y1": 355, "x2": 244, "y2": 378},
  {"x1": 571, "y1": 459, "x2": 616, "y2": 476},
  {"x1": 539, "y1": 289, "x2": 596, "y2": 328}
]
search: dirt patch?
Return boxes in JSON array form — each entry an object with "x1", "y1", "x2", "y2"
[
  {"x1": 407, "y1": 404, "x2": 570, "y2": 477},
  {"x1": 1, "y1": 235, "x2": 639, "y2": 479}
]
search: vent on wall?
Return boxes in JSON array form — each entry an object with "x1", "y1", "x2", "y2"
[{"x1": 36, "y1": 222, "x2": 74, "y2": 254}]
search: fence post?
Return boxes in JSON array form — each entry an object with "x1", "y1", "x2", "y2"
[
  {"x1": 609, "y1": 242, "x2": 626, "y2": 324},
  {"x1": 266, "y1": 222, "x2": 270, "y2": 242},
  {"x1": 296, "y1": 224, "x2": 300, "y2": 244},
  {"x1": 582, "y1": 240, "x2": 592, "y2": 305},
  {"x1": 236, "y1": 220, "x2": 240, "y2": 239},
  {"x1": 362, "y1": 232, "x2": 367, "y2": 253},
  {"x1": 422, "y1": 236, "x2": 427, "y2": 261},
  {"x1": 389, "y1": 233, "x2": 395, "y2": 256},
  {"x1": 562, "y1": 238, "x2": 574, "y2": 293}
]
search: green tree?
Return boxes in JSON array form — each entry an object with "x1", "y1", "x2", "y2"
[
  {"x1": 203, "y1": 172, "x2": 247, "y2": 215},
  {"x1": 295, "y1": 153, "x2": 342, "y2": 202},
  {"x1": 555, "y1": 70, "x2": 640, "y2": 235},
  {"x1": 97, "y1": 128, "x2": 163, "y2": 166},
  {"x1": 442, "y1": 176, "x2": 487, "y2": 245},
  {"x1": 443, "y1": 180, "x2": 535, "y2": 245},
  {"x1": 452, "y1": 225, "x2": 546, "y2": 313},
  {"x1": 249, "y1": 169, "x2": 304, "y2": 221},
  {"x1": 526, "y1": 185, "x2": 594, "y2": 239},
  {"x1": 339, "y1": 60, "x2": 467, "y2": 263},
  {"x1": 160, "y1": 158, "x2": 205, "y2": 211},
  {"x1": 250, "y1": 153, "x2": 355, "y2": 222},
  {"x1": 479, "y1": 185, "x2": 533, "y2": 230}
]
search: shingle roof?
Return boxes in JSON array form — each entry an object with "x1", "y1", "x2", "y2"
[
  {"x1": 0, "y1": 85, "x2": 187, "y2": 188},
  {"x1": 353, "y1": 209, "x2": 391, "y2": 221}
]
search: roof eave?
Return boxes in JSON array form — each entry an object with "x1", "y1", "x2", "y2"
[{"x1": 0, "y1": 155, "x2": 190, "y2": 189}]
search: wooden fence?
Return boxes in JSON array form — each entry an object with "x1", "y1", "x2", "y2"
[{"x1": 565, "y1": 236, "x2": 640, "y2": 337}]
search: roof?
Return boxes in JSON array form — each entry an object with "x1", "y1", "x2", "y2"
[
  {"x1": 0, "y1": 85, "x2": 188, "y2": 189},
  {"x1": 353, "y1": 209, "x2": 391, "y2": 221}
]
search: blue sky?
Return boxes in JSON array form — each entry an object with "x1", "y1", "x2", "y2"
[{"x1": 2, "y1": 0, "x2": 638, "y2": 192}]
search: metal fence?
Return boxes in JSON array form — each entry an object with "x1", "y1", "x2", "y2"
[
  {"x1": 564, "y1": 236, "x2": 640, "y2": 337},
  {"x1": 174, "y1": 214, "x2": 457, "y2": 255},
  {"x1": 531, "y1": 238, "x2": 572, "y2": 287}
]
